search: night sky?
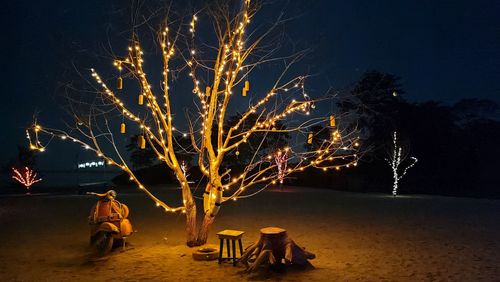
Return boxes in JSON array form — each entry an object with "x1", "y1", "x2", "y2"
[{"x1": 1, "y1": 0, "x2": 499, "y2": 171}]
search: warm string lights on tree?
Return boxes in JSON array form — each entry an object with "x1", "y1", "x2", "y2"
[
  {"x1": 26, "y1": 0, "x2": 360, "y2": 246},
  {"x1": 26, "y1": 128, "x2": 46, "y2": 152},
  {"x1": 386, "y1": 131, "x2": 418, "y2": 197},
  {"x1": 274, "y1": 148, "x2": 288, "y2": 185},
  {"x1": 11, "y1": 167, "x2": 42, "y2": 191}
]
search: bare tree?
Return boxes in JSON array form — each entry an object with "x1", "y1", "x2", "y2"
[
  {"x1": 274, "y1": 148, "x2": 288, "y2": 190},
  {"x1": 12, "y1": 167, "x2": 42, "y2": 192},
  {"x1": 27, "y1": 0, "x2": 359, "y2": 246},
  {"x1": 386, "y1": 131, "x2": 418, "y2": 196}
]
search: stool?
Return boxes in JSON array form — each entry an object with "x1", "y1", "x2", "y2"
[{"x1": 216, "y1": 229, "x2": 244, "y2": 266}]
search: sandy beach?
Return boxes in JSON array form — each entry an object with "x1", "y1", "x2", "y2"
[{"x1": 1, "y1": 186, "x2": 499, "y2": 281}]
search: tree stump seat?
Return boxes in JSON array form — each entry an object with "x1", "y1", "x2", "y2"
[
  {"x1": 217, "y1": 229, "x2": 245, "y2": 266},
  {"x1": 240, "y1": 227, "x2": 315, "y2": 272}
]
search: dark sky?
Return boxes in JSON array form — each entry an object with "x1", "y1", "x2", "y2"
[{"x1": 1, "y1": 0, "x2": 499, "y2": 170}]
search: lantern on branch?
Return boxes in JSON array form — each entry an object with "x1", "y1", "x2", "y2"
[
  {"x1": 242, "y1": 80, "x2": 250, "y2": 96},
  {"x1": 307, "y1": 133, "x2": 313, "y2": 144},
  {"x1": 117, "y1": 76, "x2": 123, "y2": 90},
  {"x1": 120, "y1": 123, "x2": 126, "y2": 134},
  {"x1": 329, "y1": 115, "x2": 336, "y2": 127},
  {"x1": 138, "y1": 94, "x2": 144, "y2": 105},
  {"x1": 138, "y1": 135, "x2": 146, "y2": 149}
]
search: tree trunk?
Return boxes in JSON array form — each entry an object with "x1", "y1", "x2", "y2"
[
  {"x1": 196, "y1": 213, "x2": 215, "y2": 245},
  {"x1": 186, "y1": 209, "x2": 216, "y2": 247},
  {"x1": 392, "y1": 172, "x2": 399, "y2": 196},
  {"x1": 185, "y1": 178, "x2": 220, "y2": 247},
  {"x1": 185, "y1": 203, "x2": 198, "y2": 247}
]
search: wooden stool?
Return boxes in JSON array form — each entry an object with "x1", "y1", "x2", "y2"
[{"x1": 217, "y1": 229, "x2": 244, "y2": 266}]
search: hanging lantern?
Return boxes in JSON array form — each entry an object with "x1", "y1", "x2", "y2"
[
  {"x1": 138, "y1": 94, "x2": 144, "y2": 105},
  {"x1": 235, "y1": 150, "x2": 240, "y2": 156},
  {"x1": 117, "y1": 77, "x2": 123, "y2": 90},
  {"x1": 242, "y1": 80, "x2": 250, "y2": 96},
  {"x1": 307, "y1": 133, "x2": 313, "y2": 144},
  {"x1": 139, "y1": 135, "x2": 146, "y2": 149},
  {"x1": 329, "y1": 115, "x2": 336, "y2": 127},
  {"x1": 120, "y1": 123, "x2": 126, "y2": 134},
  {"x1": 205, "y1": 86, "x2": 211, "y2": 97}
]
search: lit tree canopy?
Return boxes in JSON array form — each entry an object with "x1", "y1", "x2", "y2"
[{"x1": 27, "y1": 0, "x2": 360, "y2": 246}]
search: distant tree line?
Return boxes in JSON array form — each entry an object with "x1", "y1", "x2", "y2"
[
  {"x1": 118, "y1": 70, "x2": 500, "y2": 198},
  {"x1": 293, "y1": 70, "x2": 500, "y2": 197}
]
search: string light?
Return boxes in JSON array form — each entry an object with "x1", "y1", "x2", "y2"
[
  {"x1": 11, "y1": 167, "x2": 42, "y2": 190},
  {"x1": 386, "y1": 131, "x2": 418, "y2": 196},
  {"x1": 77, "y1": 161, "x2": 105, "y2": 169},
  {"x1": 274, "y1": 149, "x2": 288, "y2": 184}
]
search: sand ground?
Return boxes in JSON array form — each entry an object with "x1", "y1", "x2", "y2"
[{"x1": 0, "y1": 186, "x2": 499, "y2": 281}]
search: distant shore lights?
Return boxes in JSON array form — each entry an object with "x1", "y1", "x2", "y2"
[{"x1": 78, "y1": 160, "x2": 105, "y2": 169}]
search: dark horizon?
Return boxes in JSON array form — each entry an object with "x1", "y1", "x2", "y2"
[{"x1": 1, "y1": 0, "x2": 499, "y2": 171}]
